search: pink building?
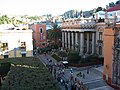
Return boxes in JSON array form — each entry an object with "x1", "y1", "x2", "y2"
[{"x1": 29, "y1": 23, "x2": 47, "y2": 49}]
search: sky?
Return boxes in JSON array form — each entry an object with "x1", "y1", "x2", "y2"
[{"x1": 0, "y1": 0, "x2": 116, "y2": 16}]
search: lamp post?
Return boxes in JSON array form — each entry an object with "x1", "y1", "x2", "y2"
[
  {"x1": 96, "y1": 44, "x2": 99, "y2": 55},
  {"x1": 61, "y1": 48, "x2": 63, "y2": 61},
  {"x1": 59, "y1": 39, "x2": 61, "y2": 49}
]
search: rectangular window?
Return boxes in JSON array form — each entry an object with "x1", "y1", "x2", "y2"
[
  {"x1": 20, "y1": 42, "x2": 26, "y2": 49},
  {"x1": 40, "y1": 33, "x2": 43, "y2": 40},
  {"x1": 99, "y1": 32, "x2": 102, "y2": 40},
  {"x1": 2, "y1": 43, "x2": 8, "y2": 51}
]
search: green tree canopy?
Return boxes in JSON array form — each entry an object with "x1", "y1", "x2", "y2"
[
  {"x1": 48, "y1": 23, "x2": 62, "y2": 45},
  {"x1": 95, "y1": 7, "x2": 103, "y2": 12}
]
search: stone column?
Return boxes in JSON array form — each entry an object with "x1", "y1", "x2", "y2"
[
  {"x1": 68, "y1": 32, "x2": 71, "y2": 49},
  {"x1": 75, "y1": 32, "x2": 78, "y2": 51},
  {"x1": 92, "y1": 33, "x2": 95, "y2": 54},
  {"x1": 62, "y1": 32, "x2": 64, "y2": 48},
  {"x1": 71, "y1": 32, "x2": 74, "y2": 50},
  {"x1": 65, "y1": 32, "x2": 67, "y2": 48},
  {"x1": 80, "y1": 33, "x2": 84, "y2": 55},
  {"x1": 87, "y1": 33, "x2": 89, "y2": 53}
]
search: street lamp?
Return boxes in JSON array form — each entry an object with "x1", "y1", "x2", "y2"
[
  {"x1": 59, "y1": 39, "x2": 61, "y2": 49},
  {"x1": 61, "y1": 48, "x2": 63, "y2": 61},
  {"x1": 96, "y1": 44, "x2": 99, "y2": 55}
]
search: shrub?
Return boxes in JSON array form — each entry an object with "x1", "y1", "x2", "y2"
[
  {"x1": 51, "y1": 44, "x2": 59, "y2": 49},
  {"x1": 0, "y1": 62, "x2": 11, "y2": 78},
  {"x1": 0, "y1": 57, "x2": 60, "y2": 90},
  {"x1": 51, "y1": 54, "x2": 61, "y2": 62},
  {"x1": 80, "y1": 54, "x2": 103, "y2": 64},
  {"x1": 57, "y1": 51, "x2": 67, "y2": 57},
  {"x1": 67, "y1": 51, "x2": 81, "y2": 63}
]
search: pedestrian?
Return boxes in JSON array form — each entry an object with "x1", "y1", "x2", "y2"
[
  {"x1": 60, "y1": 79, "x2": 63, "y2": 85},
  {"x1": 87, "y1": 69, "x2": 89, "y2": 74},
  {"x1": 62, "y1": 69, "x2": 65, "y2": 75},
  {"x1": 63, "y1": 79, "x2": 65, "y2": 85},
  {"x1": 79, "y1": 72, "x2": 82, "y2": 77},
  {"x1": 54, "y1": 69, "x2": 56, "y2": 79},
  {"x1": 77, "y1": 83, "x2": 81, "y2": 90},
  {"x1": 44, "y1": 52, "x2": 46, "y2": 56},
  {"x1": 83, "y1": 73, "x2": 85, "y2": 79},
  {"x1": 46, "y1": 58, "x2": 49, "y2": 63},
  {"x1": 65, "y1": 81, "x2": 68, "y2": 90},
  {"x1": 70, "y1": 68, "x2": 73, "y2": 74}
]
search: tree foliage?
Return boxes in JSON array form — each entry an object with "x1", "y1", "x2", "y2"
[
  {"x1": 27, "y1": 16, "x2": 41, "y2": 20},
  {"x1": 0, "y1": 57, "x2": 60, "y2": 90},
  {"x1": 95, "y1": 7, "x2": 103, "y2": 12},
  {"x1": 48, "y1": 23, "x2": 62, "y2": 45},
  {"x1": 0, "y1": 15, "x2": 24, "y2": 25},
  {"x1": 109, "y1": 2, "x2": 115, "y2": 7},
  {"x1": 116, "y1": 0, "x2": 120, "y2": 5},
  {"x1": 0, "y1": 15, "x2": 13, "y2": 24},
  {"x1": 108, "y1": 0, "x2": 120, "y2": 8}
]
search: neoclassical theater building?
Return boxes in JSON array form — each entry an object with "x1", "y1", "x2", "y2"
[{"x1": 61, "y1": 16, "x2": 104, "y2": 57}]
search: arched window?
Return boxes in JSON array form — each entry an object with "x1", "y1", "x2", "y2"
[{"x1": 39, "y1": 28, "x2": 43, "y2": 33}]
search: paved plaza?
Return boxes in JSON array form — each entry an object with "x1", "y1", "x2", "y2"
[{"x1": 36, "y1": 53, "x2": 114, "y2": 90}]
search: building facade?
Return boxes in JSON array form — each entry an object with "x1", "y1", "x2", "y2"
[
  {"x1": 29, "y1": 23, "x2": 47, "y2": 49},
  {"x1": 0, "y1": 29, "x2": 33, "y2": 58},
  {"x1": 96, "y1": 22, "x2": 105, "y2": 57},
  {"x1": 103, "y1": 23, "x2": 120, "y2": 89},
  {"x1": 62, "y1": 18, "x2": 97, "y2": 57},
  {"x1": 103, "y1": 4, "x2": 120, "y2": 89}
]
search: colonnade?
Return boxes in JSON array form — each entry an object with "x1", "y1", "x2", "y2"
[{"x1": 62, "y1": 31, "x2": 95, "y2": 55}]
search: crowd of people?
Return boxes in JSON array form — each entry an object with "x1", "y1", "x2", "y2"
[{"x1": 39, "y1": 52, "x2": 88, "y2": 90}]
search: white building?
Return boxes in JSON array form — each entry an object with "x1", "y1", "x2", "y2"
[{"x1": 0, "y1": 26, "x2": 33, "y2": 58}]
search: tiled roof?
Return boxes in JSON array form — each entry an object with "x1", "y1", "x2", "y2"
[{"x1": 106, "y1": 4, "x2": 120, "y2": 12}]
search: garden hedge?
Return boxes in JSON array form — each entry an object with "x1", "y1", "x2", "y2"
[{"x1": 0, "y1": 57, "x2": 60, "y2": 90}]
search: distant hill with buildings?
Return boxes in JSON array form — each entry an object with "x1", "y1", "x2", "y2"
[{"x1": 62, "y1": 10, "x2": 94, "y2": 19}]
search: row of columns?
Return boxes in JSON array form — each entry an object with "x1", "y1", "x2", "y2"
[{"x1": 62, "y1": 31, "x2": 95, "y2": 55}]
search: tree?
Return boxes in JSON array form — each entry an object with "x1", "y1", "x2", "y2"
[
  {"x1": 48, "y1": 23, "x2": 62, "y2": 45},
  {"x1": 80, "y1": 10, "x2": 83, "y2": 17},
  {"x1": 95, "y1": 7, "x2": 103, "y2": 12},
  {"x1": 72, "y1": 10, "x2": 75, "y2": 18},
  {"x1": 116, "y1": 0, "x2": 120, "y2": 5},
  {"x1": 0, "y1": 15, "x2": 13, "y2": 24},
  {"x1": 75, "y1": 10, "x2": 78, "y2": 18},
  {"x1": 109, "y1": 2, "x2": 115, "y2": 7}
]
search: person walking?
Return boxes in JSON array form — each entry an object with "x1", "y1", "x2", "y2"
[{"x1": 65, "y1": 81, "x2": 68, "y2": 90}]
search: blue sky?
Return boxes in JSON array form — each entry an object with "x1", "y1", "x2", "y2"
[{"x1": 0, "y1": 0, "x2": 116, "y2": 16}]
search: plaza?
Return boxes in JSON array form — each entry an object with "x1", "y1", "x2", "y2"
[{"x1": 37, "y1": 53, "x2": 114, "y2": 90}]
